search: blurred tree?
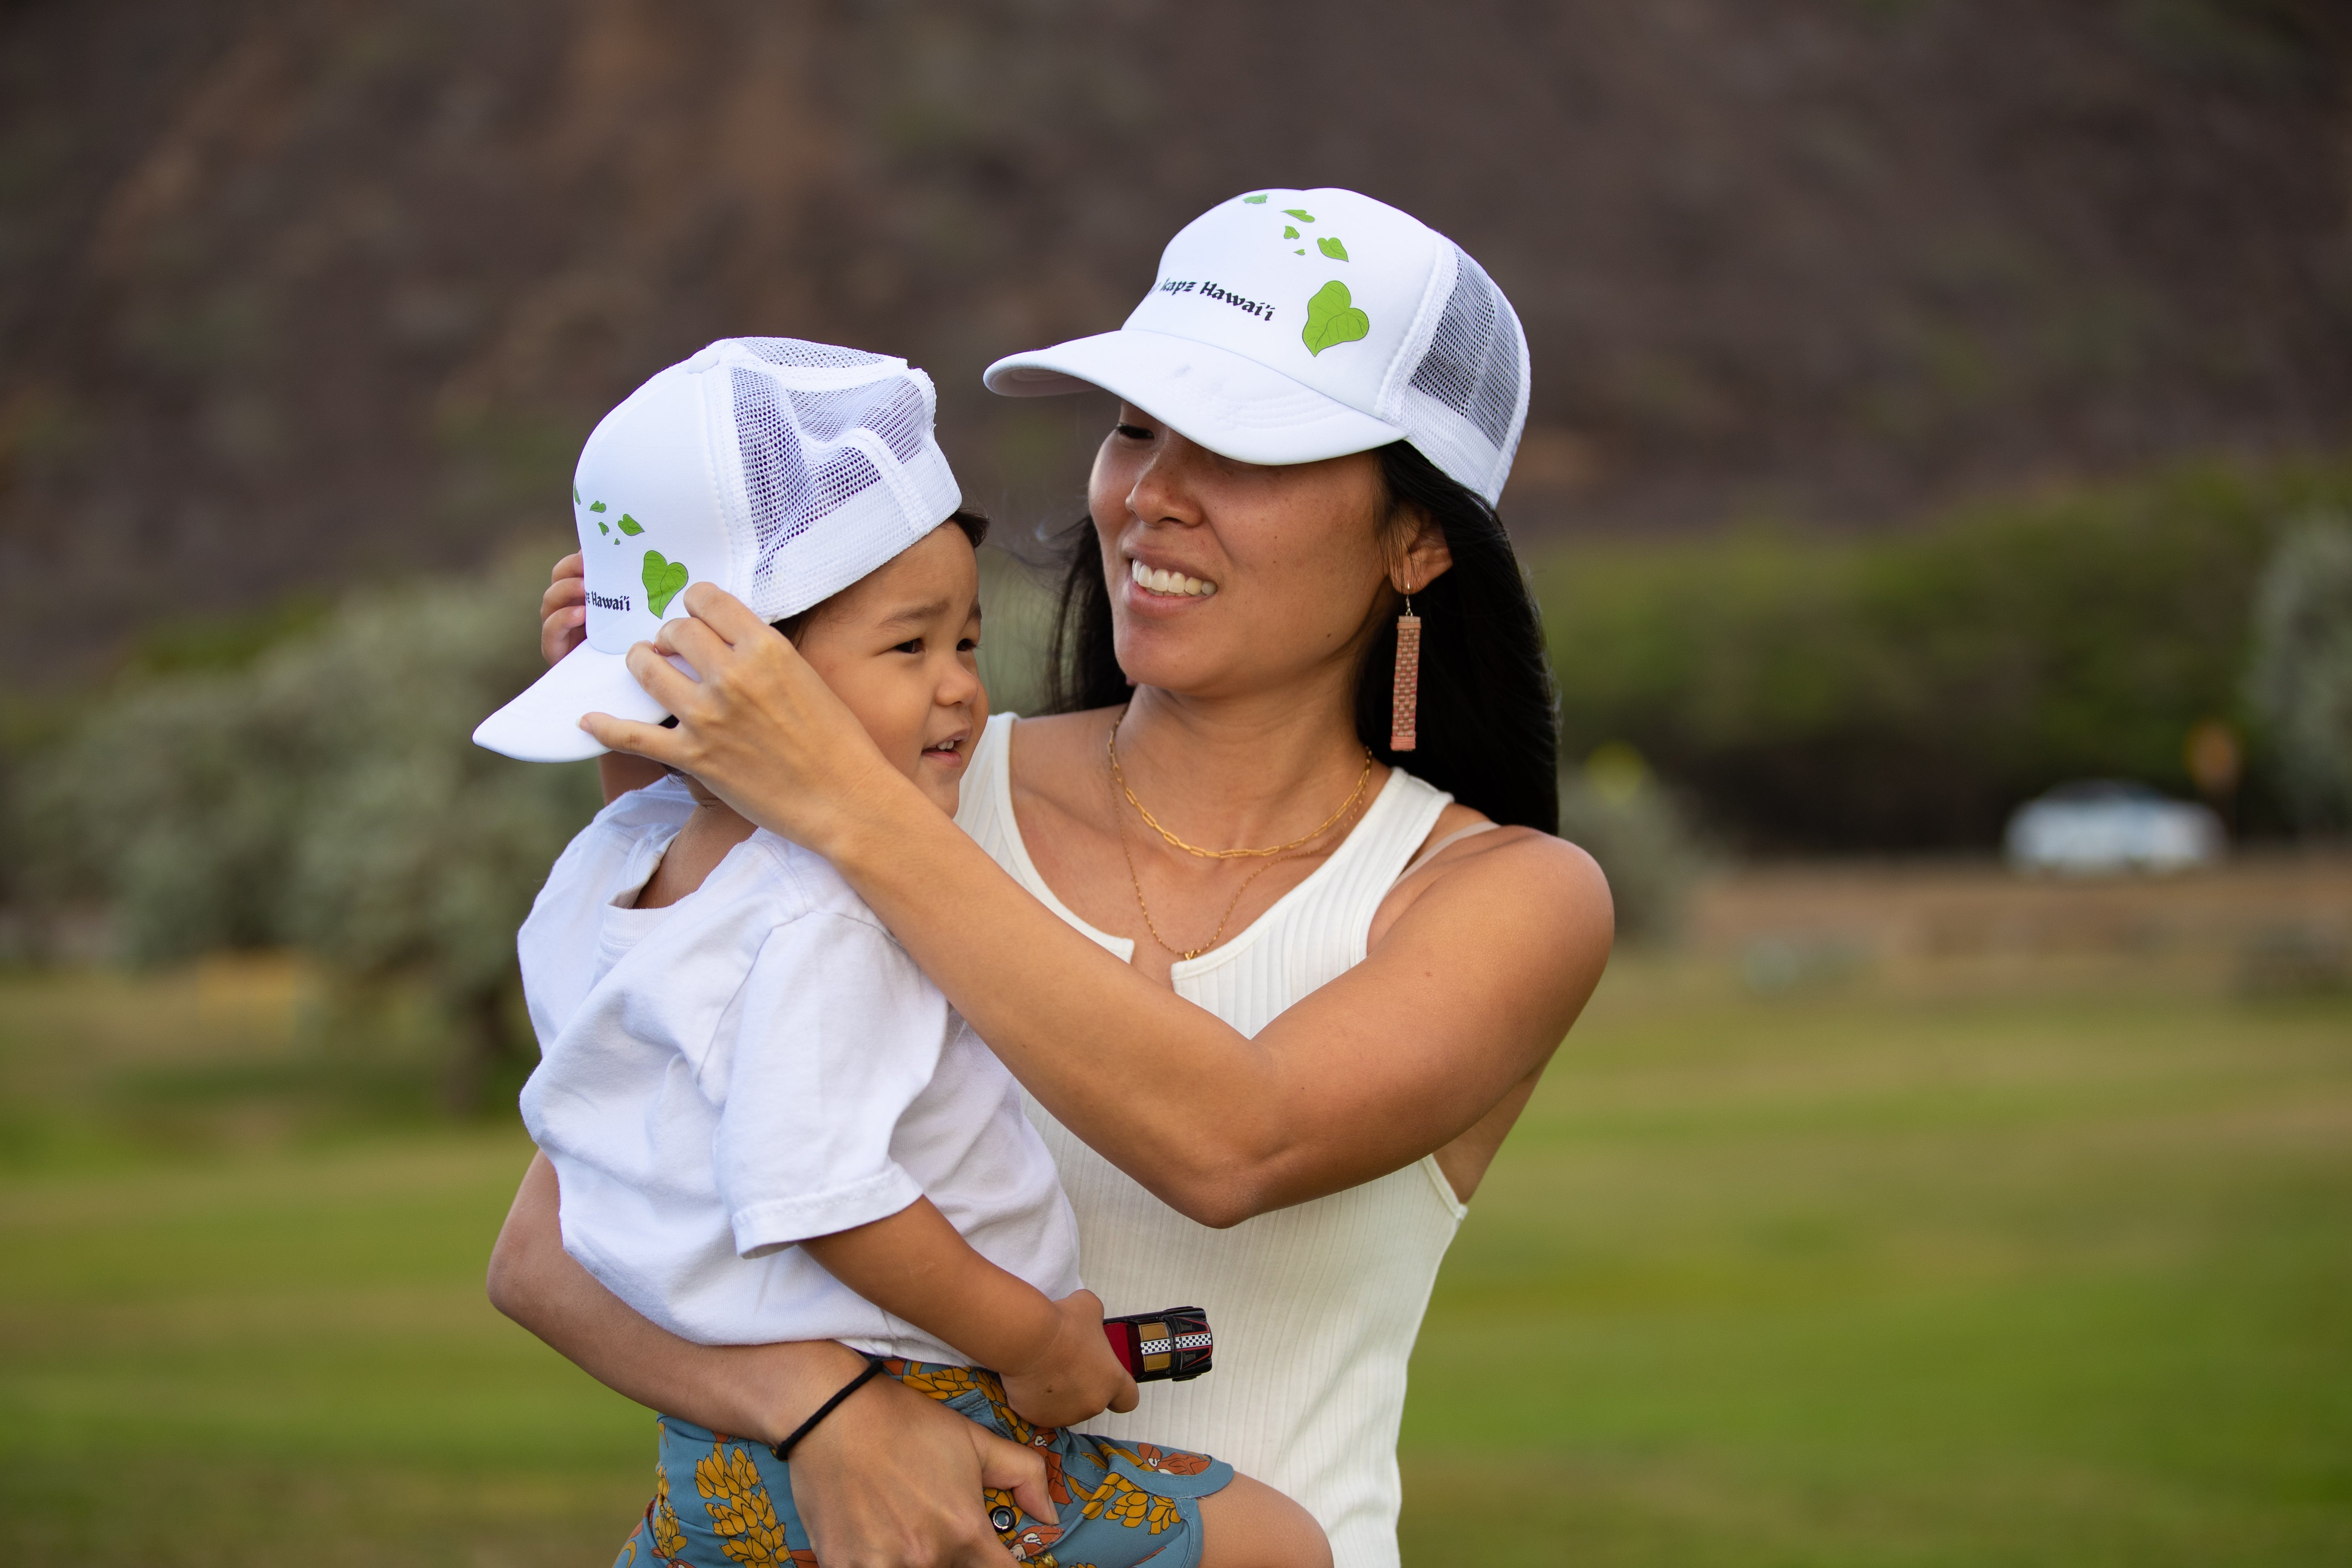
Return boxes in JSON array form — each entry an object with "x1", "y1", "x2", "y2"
[
  {"x1": 2245, "y1": 514, "x2": 2352, "y2": 831},
  {"x1": 1540, "y1": 459, "x2": 2352, "y2": 849},
  {"x1": 1557, "y1": 746, "x2": 1703, "y2": 944},
  {"x1": 26, "y1": 556, "x2": 601, "y2": 1107}
]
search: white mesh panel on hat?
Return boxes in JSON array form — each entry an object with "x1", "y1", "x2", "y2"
[
  {"x1": 741, "y1": 338, "x2": 895, "y2": 372},
  {"x1": 1394, "y1": 246, "x2": 1530, "y2": 504},
  {"x1": 716, "y1": 338, "x2": 963, "y2": 622}
]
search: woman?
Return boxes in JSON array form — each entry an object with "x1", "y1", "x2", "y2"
[{"x1": 489, "y1": 187, "x2": 1612, "y2": 1568}]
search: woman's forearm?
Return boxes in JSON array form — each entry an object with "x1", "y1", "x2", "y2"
[
  {"x1": 821, "y1": 782, "x2": 1310, "y2": 1222},
  {"x1": 486, "y1": 1152, "x2": 868, "y2": 1443}
]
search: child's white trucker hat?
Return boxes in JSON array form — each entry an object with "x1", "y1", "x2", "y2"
[
  {"x1": 473, "y1": 338, "x2": 962, "y2": 763},
  {"x1": 983, "y1": 188, "x2": 1530, "y2": 504}
]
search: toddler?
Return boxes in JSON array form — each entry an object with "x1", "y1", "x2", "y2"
[{"x1": 474, "y1": 338, "x2": 1326, "y2": 1568}]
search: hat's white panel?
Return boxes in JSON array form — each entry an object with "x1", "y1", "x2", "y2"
[
  {"x1": 573, "y1": 364, "x2": 737, "y2": 655},
  {"x1": 472, "y1": 641, "x2": 671, "y2": 762},
  {"x1": 1120, "y1": 189, "x2": 1443, "y2": 424}
]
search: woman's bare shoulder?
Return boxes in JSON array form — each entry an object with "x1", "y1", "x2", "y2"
[{"x1": 1372, "y1": 813, "x2": 1612, "y2": 951}]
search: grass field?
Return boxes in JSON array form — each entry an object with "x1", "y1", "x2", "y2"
[{"x1": 2, "y1": 936, "x2": 2348, "y2": 1565}]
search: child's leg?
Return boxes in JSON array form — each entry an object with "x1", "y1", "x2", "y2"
[{"x1": 1196, "y1": 1473, "x2": 1332, "y2": 1568}]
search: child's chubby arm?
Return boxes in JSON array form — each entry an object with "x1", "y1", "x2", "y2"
[{"x1": 802, "y1": 1199, "x2": 1138, "y2": 1429}]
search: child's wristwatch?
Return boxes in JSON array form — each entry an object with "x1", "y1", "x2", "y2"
[{"x1": 1102, "y1": 1306, "x2": 1213, "y2": 1382}]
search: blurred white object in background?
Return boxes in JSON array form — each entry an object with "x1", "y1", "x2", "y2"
[{"x1": 2004, "y1": 781, "x2": 2226, "y2": 875}]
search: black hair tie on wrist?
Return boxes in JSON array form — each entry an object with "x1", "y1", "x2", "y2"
[{"x1": 771, "y1": 1355, "x2": 887, "y2": 1462}]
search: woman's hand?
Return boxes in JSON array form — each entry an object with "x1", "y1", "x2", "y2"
[
  {"x1": 788, "y1": 1376, "x2": 1055, "y2": 1568},
  {"x1": 994, "y1": 1290, "x2": 1139, "y2": 1430},
  {"x1": 541, "y1": 552, "x2": 587, "y2": 664},
  {"x1": 579, "y1": 583, "x2": 917, "y2": 858}
]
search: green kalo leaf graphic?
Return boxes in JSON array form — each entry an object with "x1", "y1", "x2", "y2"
[
  {"x1": 617, "y1": 512, "x2": 645, "y2": 536},
  {"x1": 1302, "y1": 280, "x2": 1371, "y2": 356},
  {"x1": 1318, "y1": 236, "x2": 1349, "y2": 261},
  {"x1": 1295, "y1": 248, "x2": 1307, "y2": 255},
  {"x1": 1284, "y1": 225, "x2": 1300, "y2": 239},
  {"x1": 596, "y1": 520, "x2": 609, "y2": 535},
  {"x1": 642, "y1": 551, "x2": 689, "y2": 616},
  {"x1": 589, "y1": 501, "x2": 607, "y2": 513},
  {"x1": 1242, "y1": 193, "x2": 1268, "y2": 204},
  {"x1": 1283, "y1": 208, "x2": 1315, "y2": 222},
  {"x1": 573, "y1": 483, "x2": 582, "y2": 503}
]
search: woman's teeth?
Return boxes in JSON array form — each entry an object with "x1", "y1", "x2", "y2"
[{"x1": 1129, "y1": 559, "x2": 1217, "y2": 597}]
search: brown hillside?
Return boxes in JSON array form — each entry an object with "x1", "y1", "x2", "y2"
[{"x1": 2, "y1": 0, "x2": 2347, "y2": 681}]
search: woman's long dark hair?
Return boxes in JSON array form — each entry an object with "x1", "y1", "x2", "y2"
[{"x1": 1042, "y1": 442, "x2": 1559, "y2": 833}]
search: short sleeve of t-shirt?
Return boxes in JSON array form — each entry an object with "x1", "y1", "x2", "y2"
[{"x1": 713, "y1": 910, "x2": 952, "y2": 1256}]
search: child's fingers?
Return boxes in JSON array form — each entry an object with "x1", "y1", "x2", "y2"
[
  {"x1": 540, "y1": 561, "x2": 589, "y2": 666},
  {"x1": 541, "y1": 576, "x2": 586, "y2": 619},
  {"x1": 541, "y1": 604, "x2": 586, "y2": 667},
  {"x1": 1107, "y1": 1372, "x2": 1139, "y2": 1415},
  {"x1": 551, "y1": 551, "x2": 584, "y2": 583}
]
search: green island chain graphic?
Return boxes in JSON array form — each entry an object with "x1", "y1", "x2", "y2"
[
  {"x1": 642, "y1": 551, "x2": 689, "y2": 616},
  {"x1": 1243, "y1": 195, "x2": 1366, "y2": 353}
]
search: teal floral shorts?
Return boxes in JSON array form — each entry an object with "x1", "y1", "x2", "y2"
[{"x1": 615, "y1": 1359, "x2": 1234, "y2": 1568}]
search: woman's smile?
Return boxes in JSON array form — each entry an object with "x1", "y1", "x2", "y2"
[{"x1": 1124, "y1": 554, "x2": 1220, "y2": 601}]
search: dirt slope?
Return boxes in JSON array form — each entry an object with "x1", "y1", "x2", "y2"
[{"x1": 1, "y1": 0, "x2": 2346, "y2": 679}]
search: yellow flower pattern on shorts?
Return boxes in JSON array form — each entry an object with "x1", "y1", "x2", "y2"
[
  {"x1": 652, "y1": 1435, "x2": 690, "y2": 1561},
  {"x1": 888, "y1": 1359, "x2": 980, "y2": 1403},
  {"x1": 631, "y1": 1368, "x2": 1226, "y2": 1568},
  {"x1": 1078, "y1": 1471, "x2": 1183, "y2": 1534},
  {"x1": 694, "y1": 1434, "x2": 795, "y2": 1567}
]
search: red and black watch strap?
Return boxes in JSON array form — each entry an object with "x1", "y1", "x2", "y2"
[{"x1": 1102, "y1": 1305, "x2": 1213, "y2": 1383}]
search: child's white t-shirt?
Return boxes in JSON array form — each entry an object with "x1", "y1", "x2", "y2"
[{"x1": 517, "y1": 778, "x2": 1082, "y2": 1361}]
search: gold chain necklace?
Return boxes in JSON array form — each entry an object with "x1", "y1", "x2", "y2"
[
  {"x1": 1106, "y1": 717, "x2": 1372, "y2": 961},
  {"x1": 1109, "y1": 720, "x2": 1373, "y2": 860}
]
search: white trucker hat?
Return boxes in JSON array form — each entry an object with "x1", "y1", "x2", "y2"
[
  {"x1": 473, "y1": 337, "x2": 963, "y2": 763},
  {"x1": 984, "y1": 188, "x2": 1530, "y2": 504}
]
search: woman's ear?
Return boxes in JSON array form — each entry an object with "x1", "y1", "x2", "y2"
[{"x1": 1389, "y1": 503, "x2": 1454, "y2": 593}]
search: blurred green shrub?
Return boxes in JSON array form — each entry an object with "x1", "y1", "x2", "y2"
[
  {"x1": 25, "y1": 556, "x2": 600, "y2": 1104},
  {"x1": 2244, "y1": 513, "x2": 2352, "y2": 830},
  {"x1": 1535, "y1": 458, "x2": 2352, "y2": 849},
  {"x1": 1557, "y1": 743, "x2": 1704, "y2": 944}
]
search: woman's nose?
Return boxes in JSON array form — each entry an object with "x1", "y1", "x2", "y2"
[{"x1": 1126, "y1": 436, "x2": 1205, "y2": 527}]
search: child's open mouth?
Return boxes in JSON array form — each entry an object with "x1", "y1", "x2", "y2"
[{"x1": 922, "y1": 734, "x2": 967, "y2": 767}]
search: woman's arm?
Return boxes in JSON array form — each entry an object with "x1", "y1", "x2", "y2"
[
  {"x1": 583, "y1": 589, "x2": 1613, "y2": 1229},
  {"x1": 487, "y1": 1153, "x2": 1053, "y2": 1564}
]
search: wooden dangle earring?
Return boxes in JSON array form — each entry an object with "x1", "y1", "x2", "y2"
[{"x1": 1390, "y1": 579, "x2": 1421, "y2": 753}]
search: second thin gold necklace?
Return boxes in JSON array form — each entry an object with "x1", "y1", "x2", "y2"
[{"x1": 1107, "y1": 714, "x2": 1374, "y2": 961}]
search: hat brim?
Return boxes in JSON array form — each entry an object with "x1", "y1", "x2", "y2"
[
  {"x1": 472, "y1": 639, "x2": 672, "y2": 763},
  {"x1": 984, "y1": 330, "x2": 1404, "y2": 468}
]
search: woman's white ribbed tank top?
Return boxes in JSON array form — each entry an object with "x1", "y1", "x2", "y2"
[{"x1": 955, "y1": 712, "x2": 1466, "y2": 1568}]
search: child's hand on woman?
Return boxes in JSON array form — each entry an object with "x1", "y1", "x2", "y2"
[{"x1": 997, "y1": 1289, "x2": 1139, "y2": 1430}]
